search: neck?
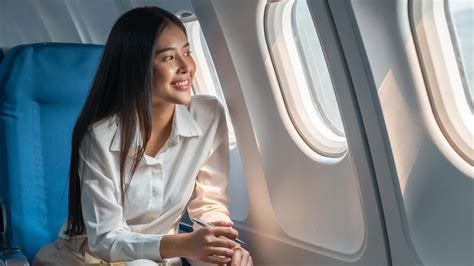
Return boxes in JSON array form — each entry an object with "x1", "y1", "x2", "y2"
[
  {"x1": 151, "y1": 102, "x2": 175, "y2": 132},
  {"x1": 143, "y1": 102, "x2": 176, "y2": 157}
]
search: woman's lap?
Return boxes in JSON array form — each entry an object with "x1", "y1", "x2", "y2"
[{"x1": 33, "y1": 238, "x2": 182, "y2": 266}]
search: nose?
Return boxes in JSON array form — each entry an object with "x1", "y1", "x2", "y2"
[{"x1": 177, "y1": 56, "x2": 190, "y2": 74}]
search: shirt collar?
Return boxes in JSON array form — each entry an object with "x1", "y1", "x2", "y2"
[
  {"x1": 109, "y1": 104, "x2": 202, "y2": 152},
  {"x1": 173, "y1": 103, "x2": 203, "y2": 138}
]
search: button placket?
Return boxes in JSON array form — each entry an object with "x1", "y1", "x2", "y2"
[{"x1": 150, "y1": 163, "x2": 163, "y2": 212}]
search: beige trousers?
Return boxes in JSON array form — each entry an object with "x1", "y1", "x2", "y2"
[{"x1": 32, "y1": 238, "x2": 181, "y2": 266}]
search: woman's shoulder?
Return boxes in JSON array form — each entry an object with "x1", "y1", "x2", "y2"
[
  {"x1": 188, "y1": 94, "x2": 225, "y2": 116},
  {"x1": 84, "y1": 115, "x2": 117, "y2": 147},
  {"x1": 90, "y1": 115, "x2": 116, "y2": 131},
  {"x1": 184, "y1": 95, "x2": 225, "y2": 132}
]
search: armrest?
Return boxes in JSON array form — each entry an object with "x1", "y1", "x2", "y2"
[
  {"x1": 0, "y1": 251, "x2": 29, "y2": 266},
  {"x1": 0, "y1": 199, "x2": 21, "y2": 252},
  {"x1": 179, "y1": 211, "x2": 193, "y2": 233},
  {"x1": 0, "y1": 233, "x2": 20, "y2": 253},
  {"x1": 1, "y1": 198, "x2": 5, "y2": 234},
  {"x1": 0, "y1": 200, "x2": 29, "y2": 266},
  {"x1": 178, "y1": 222, "x2": 193, "y2": 233},
  {"x1": 0, "y1": 234, "x2": 29, "y2": 266}
]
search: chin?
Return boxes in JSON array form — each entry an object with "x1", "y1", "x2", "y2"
[{"x1": 175, "y1": 94, "x2": 192, "y2": 105}]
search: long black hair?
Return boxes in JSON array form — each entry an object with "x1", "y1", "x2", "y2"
[{"x1": 65, "y1": 7, "x2": 186, "y2": 237}]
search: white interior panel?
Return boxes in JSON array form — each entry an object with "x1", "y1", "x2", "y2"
[
  {"x1": 350, "y1": 0, "x2": 473, "y2": 264},
  {"x1": 0, "y1": 0, "x2": 195, "y2": 47},
  {"x1": 208, "y1": 0, "x2": 364, "y2": 254},
  {"x1": 192, "y1": 1, "x2": 391, "y2": 264}
]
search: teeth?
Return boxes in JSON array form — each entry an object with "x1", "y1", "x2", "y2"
[{"x1": 173, "y1": 80, "x2": 188, "y2": 86}]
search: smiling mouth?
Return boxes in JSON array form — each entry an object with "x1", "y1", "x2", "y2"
[{"x1": 171, "y1": 79, "x2": 190, "y2": 91}]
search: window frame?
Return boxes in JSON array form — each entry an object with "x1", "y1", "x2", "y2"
[
  {"x1": 291, "y1": 0, "x2": 346, "y2": 137},
  {"x1": 265, "y1": 0, "x2": 347, "y2": 158},
  {"x1": 444, "y1": 0, "x2": 473, "y2": 112},
  {"x1": 411, "y1": 0, "x2": 473, "y2": 164}
]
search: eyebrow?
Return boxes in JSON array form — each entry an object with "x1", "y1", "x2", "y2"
[{"x1": 155, "y1": 43, "x2": 190, "y2": 55}]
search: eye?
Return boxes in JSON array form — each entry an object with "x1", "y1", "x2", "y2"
[
  {"x1": 184, "y1": 51, "x2": 192, "y2": 57},
  {"x1": 163, "y1": 55, "x2": 174, "y2": 61}
]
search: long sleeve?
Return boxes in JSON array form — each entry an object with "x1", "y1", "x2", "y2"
[
  {"x1": 79, "y1": 130, "x2": 164, "y2": 262},
  {"x1": 187, "y1": 105, "x2": 232, "y2": 224}
]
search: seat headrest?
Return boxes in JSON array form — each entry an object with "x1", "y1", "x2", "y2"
[{"x1": 0, "y1": 43, "x2": 103, "y2": 104}]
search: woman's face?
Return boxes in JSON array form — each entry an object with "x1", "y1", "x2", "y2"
[{"x1": 152, "y1": 23, "x2": 196, "y2": 106}]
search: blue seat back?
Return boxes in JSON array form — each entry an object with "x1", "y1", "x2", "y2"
[{"x1": 0, "y1": 43, "x2": 103, "y2": 261}]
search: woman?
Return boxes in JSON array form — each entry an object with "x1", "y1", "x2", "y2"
[{"x1": 34, "y1": 6, "x2": 252, "y2": 266}]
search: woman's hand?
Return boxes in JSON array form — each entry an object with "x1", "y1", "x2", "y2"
[
  {"x1": 182, "y1": 224, "x2": 240, "y2": 264},
  {"x1": 212, "y1": 221, "x2": 253, "y2": 266},
  {"x1": 228, "y1": 246, "x2": 252, "y2": 266}
]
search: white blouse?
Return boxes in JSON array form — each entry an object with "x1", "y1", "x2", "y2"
[{"x1": 60, "y1": 95, "x2": 231, "y2": 262}]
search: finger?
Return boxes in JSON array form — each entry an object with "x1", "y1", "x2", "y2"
[
  {"x1": 240, "y1": 252, "x2": 251, "y2": 266},
  {"x1": 211, "y1": 226, "x2": 239, "y2": 239},
  {"x1": 211, "y1": 236, "x2": 239, "y2": 249},
  {"x1": 212, "y1": 220, "x2": 234, "y2": 227},
  {"x1": 230, "y1": 248, "x2": 242, "y2": 266},
  {"x1": 204, "y1": 246, "x2": 234, "y2": 258},
  {"x1": 204, "y1": 255, "x2": 232, "y2": 265},
  {"x1": 247, "y1": 256, "x2": 253, "y2": 266}
]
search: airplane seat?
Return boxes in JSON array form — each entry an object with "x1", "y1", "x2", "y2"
[{"x1": 0, "y1": 42, "x2": 103, "y2": 263}]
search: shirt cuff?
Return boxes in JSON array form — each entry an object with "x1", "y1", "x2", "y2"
[{"x1": 138, "y1": 234, "x2": 164, "y2": 261}]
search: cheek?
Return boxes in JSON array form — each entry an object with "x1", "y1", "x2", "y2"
[
  {"x1": 189, "y1": 59, "x2": 197, "y2": 78},
  {"x1": 153, "y1": 65, "x2": 175, "y2": 85},
  {"x1": 153, "y1": 64, "x2": 161, "y2": 81},
  {"x1": 152, "y1": 69, "x2": 167, "y2": 97}
]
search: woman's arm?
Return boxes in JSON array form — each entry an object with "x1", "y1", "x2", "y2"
[
  {"x1": 187, "y1": 104, "x2": 231, "y2": 224},
  {"x1": 186, "y1": 102, "x2": 253, "y2": 265}
]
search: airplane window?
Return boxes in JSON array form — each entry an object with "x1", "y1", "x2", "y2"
[
  {"x1": 411, "y1": 0, "x2": 473, "y2": 163},
  {"x1": 265, "y1": 0, "x2": 347, "y2": 157},
  {"x1": 292, "y1": 0, "x2": 345, "y2": 137},
  {"x1": 184, "y1": 20, "x2": 237, "y2": 146},
  {"x1": 445, "y1": 0, "x2": 473, "y2": 110}
]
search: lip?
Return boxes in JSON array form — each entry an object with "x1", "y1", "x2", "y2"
[{"x1": 170, "y1": 79, "x2": 190, "y2": 91}]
